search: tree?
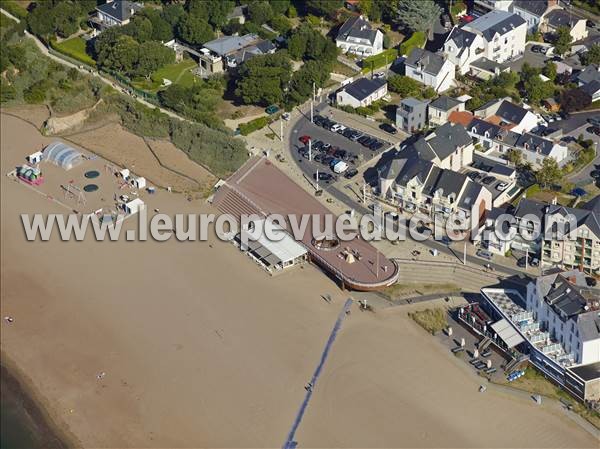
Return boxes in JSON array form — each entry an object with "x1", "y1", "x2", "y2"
[
  {"x1": 139, "y1": 8, "x2": 174, "y2": 42},
  {"x1": 27, "y1": 3, "x2": 56, "y2": 38},
  {"x1": 387, "y1": 75, "x2": 421, "y2": 97},
  {"x1": 269, "y1": 14, "x2": 292, "y2": 34},
  {"x1": 270, "y1": 0, "x2": 291, "y2": 15},
  {"x1": 536, "y1": 157, "x2": 561, "y2": 188},
  {"x1": 524, "y1": 75, "x2": 555, "y2": 104},
  {"x1": 97, "y1": 34, "x2": 140, "y2": 75},
  {"x1": 286, "y1": 59, "x2": 331, "y2": 107},
  {"x1": 52, "y1": 1, "x2": 81, "y2": 38},
  {"x1": 506, "y1": 149, "x2": 523, "y2": 167},
  {"x1": 394, "y1": 0, "x2": 441, "y2": 34},
  {"x1": 135, "y1": 41, "x2": 175, "y2": 77},
  {"x1": 542, "y1": 61, "x2": 557, "y2": 81},
  {"x1": 124, "y1": 16, "x2": 154, "y2": 43},
  {"x1": 235, "y1": 51, "x2": 292, "y2": 106},
  {"x1": 553, "y1": 26, "x2": 572, "y2": 56},
  {"x1": 248, "y1": 1, "x2": 274, "y2": 25},
  {"x1": 305, "y1": 0, "x2": 343, "y2": 16},
  {"x1": 561, "y1": 88, "x2": 592, "y2": 113},
  {"x1": 582, "y1": 44, "x2": 600, "y2": 66},
  {"x1": 177, "y1": 16, "x2": 215, "y2": 46},
  {"x1": 163, "y1": 3, "x2": 186, "y2": 27},
  {"x1": 286, "y1": 24, "x2": 337, "y2": 62}
]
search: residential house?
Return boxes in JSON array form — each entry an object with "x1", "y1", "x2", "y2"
[
  {"x1": 451, "y1": 112, "x2": 568, "y2": 168},
  {"x1": 577, "y1": 65, "x2": 600, "y2": 101},
  {"x1": 336, "y1": 15, "x2": 384, "y2": 57},
  {"x1": 378, "y1": 148, "x2": 492, "y2": 223},
  {"x1": 541, "y1": 203, "x2": 600, "y2": 275},
  {"x1": 336, "y1": 78, "x2": 387, "y2": 108},
  {"x1": 461, "y1": 10, "x2": 527, "y2": 63},
  {"x1": 92, "y1": 0, "x2": 142, "y2": 31},
  {"x1": 404, "y1": 48, "x2": 455, "y2": 93},
  {"x1": 510, "y1": 0, "x2": 557, "y2": 32},
  {"x1": 541, "y1": 9, "x2": 588, "y2": 42},
  {"x1": 473, "y1": 98, "x2": 538, "y2": 133},
  {"x1": 444, "y1": 27, "x2": 485, "y2": 75},
  {"x1": 396, "y1": 98, "x2": 429, "y2": 133},
  {"x1": 428, "y1": 95, "x2": 465, "y2": 126},
  {"x1": 195, "y1": 34, "x2": 275, "y2": 77},
  {"x1": 409, "y1": 122, "x2": 475, "y2": 171},
  {"x1": 474, "y1": 0, "x2": 514, "y2": 13}
]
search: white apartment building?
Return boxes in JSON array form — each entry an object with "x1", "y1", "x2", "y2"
[
  {"x1": 404, "y1": 48, "x2": 456, "y2": 93},
  {"x1": 336, "y1": 15, "x2": 384, "y2": 57}
]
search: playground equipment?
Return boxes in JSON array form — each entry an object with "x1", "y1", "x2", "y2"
[{"x1": 62, "y1": 183, "x2": 87, "y2": 205}]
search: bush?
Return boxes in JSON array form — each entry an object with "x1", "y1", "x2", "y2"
[
  {"x1": 24, "y1": 80, "x2": 50, "y2": 104},
  {"x1": 2, "y1": 0, "x2": 28, "y2": 20},
  {"x1": 239, "y1": 116, "x2": 269, "y2": 135},
  {"x1": 50, "y1": 37, "x2": 96, "y2": 67},
  {"x1": 306, "y1": 14, "x2": 321, "y2": 26},
  {"x1": 361, "y1": 48, "x2": 398, "y2": 73}
]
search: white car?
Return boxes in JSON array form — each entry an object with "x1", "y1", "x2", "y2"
[
  {"x1": 333, "y1": 160, "x2": 348, "y2": 174},
  {"x1": 496, "y1": 182, "x2": 509, "y2": 191},
  {"x1": 330, "y1": 123, "x2": 343, "y2": 132},
  {"x1": 373, "y1": 72, "x2": 386, "y2": 79}
]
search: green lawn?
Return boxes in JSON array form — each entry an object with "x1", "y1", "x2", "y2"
[
  {"x1": 399, "y1": 31, "x2": 427, "y2": 56},
  {"x1": 52, "y1": 37, "x2": 96, "y2": 67},
  {"x1": 133, "y1": 58, "x2": 198, "y2": 92}
]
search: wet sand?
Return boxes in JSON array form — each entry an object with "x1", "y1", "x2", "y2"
[{"x1": 1, "y1": 112, "x2": 598, "y2": 448}]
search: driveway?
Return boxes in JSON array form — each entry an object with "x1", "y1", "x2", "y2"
[
  {"x1": 507, "y1": 43, "x2": 551, "y2": 71},
  {"x1": 552, "y1": 111, "x2": 600, "y2": 134}
]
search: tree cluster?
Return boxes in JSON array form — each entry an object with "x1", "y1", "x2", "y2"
[
  {"x1": 286, "y1": 23, "x2": 337, "y2": 61},
  {"x1": 27, "y1": 0, "x2": 94, "y2": 39}
]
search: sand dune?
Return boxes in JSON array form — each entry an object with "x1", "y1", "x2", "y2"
[{"x1": 1, "y1": 112, "x2": 597, "y2": 448}]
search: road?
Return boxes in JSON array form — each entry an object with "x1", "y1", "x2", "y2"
[{"x1": 0, "y1": 8, "x2": 188, "y2": 123}]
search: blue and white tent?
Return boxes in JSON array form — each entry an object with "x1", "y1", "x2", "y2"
[{"x1": 43, "y1": 142, "x2": 83, "y2": 170}]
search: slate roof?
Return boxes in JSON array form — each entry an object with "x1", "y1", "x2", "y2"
[
  {"x1": 445, "y1": 27, "x2": 478, "y2": 55},
  {"x1": 203, "y1": 34, "x2": 261, "y2": 56},
  {"x1": 515, "y1": 132, "x2": 556, "y2": 156},
  {"x1": 405, "y1": 48, "x2": 447, "y2": 76},
  {"x1": 578, "y1": 65, "x2": 600, "y2": 85},
  {"x1": 429, "y1": 95, "x2": 462, "y2": 112},
  {"x1": 568, "y1": 362, "x2": 600, "y2": 382},
  {"x1": 547, "y1": 204, "x2": 600, "y2": 238},
  {"x1": 423, "y1": 167, "x2": 469, "y2": 198},
  {"x1": 495, "y1": 100, "x2": 529, "y2": 125},
  {"x1": 578, "y1": 313, "x2": 600, "y2": 343},
  {"x1": 545, "y1": 8, "x2": 582, "y2": 28},
  {"x1": 512, "y1": 0, "x2": 549, "y2": 17},
  {"x1": 513, "y1": 198, "x2": 547, "y2": 221},
  {"x1": 465, "y1": 10, "x2": 526, "y2": 41},
  {"x1": 401, "y1": 97, "x2": 428, "y2": 108},
  {"x1": 581, "y1": 80, "x2": 600, "y2": 96},
  {"x1": 467, "y1": 117, "x2": 521, "y2": 146},
  {"x1": 458, "y1": 181, "x2": 485, "y2": 210},
  {"x1": 96, "y1": 0, "x2": 141, "y2": 22},
  {"x1": 342, "y1": 77, "x2": 387, "y2": 101},
  {"x1": 337, "y1": 15, "x2": 378, "y2": 45},
  {"x1": 410, "y1": 122, "x2": 472, "y2": 162},
  {"x1": 470, "y1": 57, "x2": 510, "y2": 73},
  {"x1": 582, "y1": 195, "x2": 600, "y2": 213},
  {"x1": 543, "y1": 274, "x2": 588, "y2": 318}
]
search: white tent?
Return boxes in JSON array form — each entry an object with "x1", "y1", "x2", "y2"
[
  {"x1": 27, "y1": 151, "x2": 43, "y2": 165},
  {"x1": 118, "y1": 168, "x2": 130, "y2": 179}
]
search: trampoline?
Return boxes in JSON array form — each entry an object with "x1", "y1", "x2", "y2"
[
  {"x1": 83, "y1": 184, "x2": 99, "y2": 192},
  {"x1": 85, "y1": 170, "x2": 100, "y2": 179}
]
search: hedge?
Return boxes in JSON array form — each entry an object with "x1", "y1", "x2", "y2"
[
  {"x1": 399, "y1": 31, "x2": 426, "y2": 56},
  {"x1": 361, "y1": 48, "x2": 398, "y2": 73},
  {"x1": 239, "y1": 116, "x2": 269, "y2": 136}
]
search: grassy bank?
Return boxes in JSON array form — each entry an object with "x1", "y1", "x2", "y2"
[
  {"x1": 409, "y1": 308, "x2": 448, "y2": 335},
  {"x1": 382, "y1": 282, "x2": 460, "y2": 299},
  {"x1": 361, "y1": 48, "x2": 398, "y2": 73}
]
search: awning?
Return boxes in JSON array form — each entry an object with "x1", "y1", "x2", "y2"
[{"x1": 491, "y1": 319, "x2": 525, "y2": 348}]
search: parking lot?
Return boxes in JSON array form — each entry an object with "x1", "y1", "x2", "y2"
[{"x1": 290, "y1": 109, "x2": 397, "y2": 187}]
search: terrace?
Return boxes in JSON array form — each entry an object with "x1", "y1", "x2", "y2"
[{"x1": 482, "y1": 288, "x2": 576, "y2": 369}]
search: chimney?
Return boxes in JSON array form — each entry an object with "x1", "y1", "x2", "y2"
[
  {"x1": 547, "y1": 0, "x2": 558, "y2": 7},
  {"x1": 551, "y1": 196, "x2": 558, "y2": 205}
]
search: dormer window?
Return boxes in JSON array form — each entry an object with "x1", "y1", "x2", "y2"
[
  {"x1": 448, "y1": 193, "x2": 456, "y2": 204},
  {"x1": 524, "y1": 143, "x2": 529, "y2": 150},
  {"x1": 471, "y1": 126, "x2": 477, "y2": 133},
  {"x1": 484, "y1": 131, "x2": 490, "y2": 138}
]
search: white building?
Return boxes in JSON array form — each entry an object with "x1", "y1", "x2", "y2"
[
  {"x1": 444, "y1": 27, "x2": 486, "y2": 75},
  {"x1": 428, "y1": 95, "x2": 465, "y2": 126},
  {"x1": 336, "y1": 77, "x2": 387, "y2": 108},
  {"x1": 461, "y1": 10, "x2": 527, "y2": 63},
  {"x1": 541, "y1": 9, "x2": 588, "y2": 43},
  {"x1": 336, "y1": 15, "x2": 384, "y2": 57},
  {"x1": 473, "y1": 98, "x2": 538, "y2": 134},
  {"x1": 510, "y1": 0, "x2": 557, "y2": 32},
  {"x1": 404, "y1": 48, "x2": 455, "y2": 93},
  {"x1": 92, "y1": 0, "x2": 142, "y2": 30}
]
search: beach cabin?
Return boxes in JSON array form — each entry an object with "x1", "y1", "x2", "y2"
[
  {"x1": 26, "y1": 151, "x2": 43, "y2": 165},
  {"x1": 123, "y1": 198, "x2": 144, "y2": 215},
  {"x1": 17, "y1": 165, "x2": 43, "y2": 185},
  {"x1": 130, "y1": 176, "x2": 146, "y2": 189}
]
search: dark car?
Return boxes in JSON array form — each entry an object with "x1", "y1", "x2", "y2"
[
  {"x1": 590, "y1": 170, "x2": 600, "y2": 179},
  {"x1": 313, "y1": 172, "x2": 333, "y2": 182},
  {"x1": 481, "y1": 176, "x2": 497, "y2": 185},
  {"x1": 468, "y1": 172, "x2": 482, "y2": 181},
  {"x1": 334, "y1": 149, "x2": 347, "y2": 159},
  {"x1": 313, "y1": 115, "x2": 325, "y2": 126},
  {"x1": 313, "y1": 153, "x2": 323, "y2": 163},
  {"x1": 379, "y1": 123, "x2": 398, "y2": 134},
  {"x1": 586, "y1": 276, "x2": 597, "y2": 287},
  {"x1": 342, "y1": 128, "x2": 355, "y2": 138},
  {"x1": 358, "y1": 135, "x2": 371, "y2": 144},
  {"x1": 322, "y1": 155, "x2": 334, "y2": 166},
  {"x1": 361, "y1": 137, "x2": 375, "y2": 147},
  {"x1": 369, "y1": 140, "x2": 381, "y2": 150},
  {"x1": 344, "y1": 168, "x2": 359, "y2": 179},
  {"x1": 531, "y1": 45, "x2": 543, "y2": 53},
  {"x1": 311, "y1": 140, "x2": 324, "y2": 151},
  {"x1": 517, "y1": 256, "x2": 539, "y2": 268},
  {"x1": 349, "y1": 131, "x2": 363, "y2": 141}
]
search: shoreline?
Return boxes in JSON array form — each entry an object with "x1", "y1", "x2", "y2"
[{"x1": 1, "y1": 352, "x2": 79, "y2": 449}]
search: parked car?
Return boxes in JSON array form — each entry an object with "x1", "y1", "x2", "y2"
[
  {"x1": 531, "y1": 45, "x2": 543, "y2": 53},
  {"x1": 358, "y1": 135, "x2": 371, "y2": 144},
  {"x1": 476, "y1": 249, "x2": 494, "y2": 260},
  {"x1": 311, "y1": 140, "x2": 323, "y2": 151},
  {"x1": 481, "y1": 176, "x2": 497, "y2": 185},
  {"x1": 321, "y1": 143, "x2": 331, "y2": 151},
  {"x1": 585, "y1": 276, "x2": 597, "y2": 287},
  {"x1": 517, "y1": 256, "x2": 539, "y2": 267},
  {"x1": 468, "y1": 172, "x2": 482, "y2": 181},
  {"x1": 496, "y1": 182, "x2": 509, "y2": 191},
  {"x1": 442, "y1": 13, "x2": 451, "y2": 29},
  {"x1": 342, "y1": 128, "x2": 355, "y2": 138},
  {"x1": 590, "y1": 169, "x2": 600, "y2": 179},
  {"x1": 344, "y1": 168, "x2": 358, "y2": 179},
  {"x1": 330, "y1": 123, "x2": 343, "y2": 132},
  {"x1": 265, "y1": 104, "x2": 279, "y2": 115},
  {"x1": 460, "y1": 14, "x2": 474, "y2": 23},
  {"x1": 369, "y1": 140, "x2": 383, "y2": 150},
  {"x1": 282, "y1": 112, "x2": 291, "y2": 121},
  {"x1": 313, "y1": 115, "x2": 325, "y2": 126},
  {"x1": 299, "y1": 135, "x2": 311, "y2": 145},
  {"x1": 361, "y1": 137, "x2": 375, "y2": 147},
  {"x1": 587, "y1": 116, "x2": 600, "y2": 127},
  {"x1": 349, "y1": 132, "x2": 363, "y2": 141},
  {"x1": 372, "y1": 71, "x2": 386, "y2": 79},
  {"x1": 334, "y1": 149, "x2": 347, "y2": 159},
  {"x1": 314, "y1": 172, "x2": 333, "y2": 182},
  {"x1": 379, "y1": 123, "x2": 398, "y2": 134}
]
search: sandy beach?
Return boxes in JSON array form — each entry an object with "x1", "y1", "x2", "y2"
[{"x1": 1, "y1": 112, "x2": 598, "y2": 448}]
